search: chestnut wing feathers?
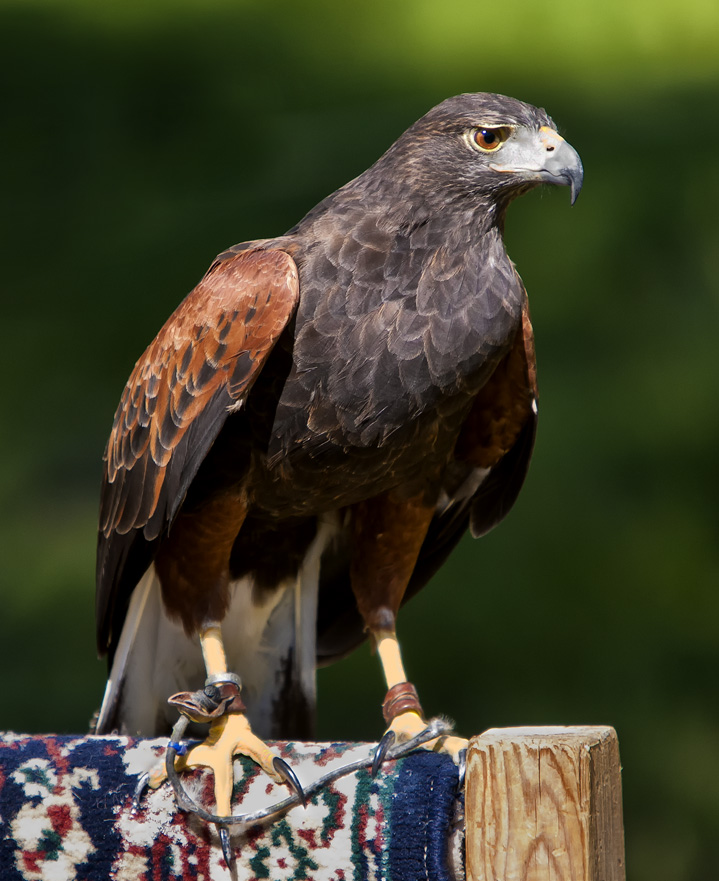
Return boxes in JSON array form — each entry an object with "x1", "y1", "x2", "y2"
[{"x1": 96, "y1": 247, "x2": 300, "y2": 652}]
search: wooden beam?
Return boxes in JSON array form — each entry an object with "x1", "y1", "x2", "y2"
[{"x1": 465, "y1": 726, "x2": 625, "y2": 881}]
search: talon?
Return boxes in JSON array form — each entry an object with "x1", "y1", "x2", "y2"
[
  {"x1": 372, "y1": 729, "x2": 396, "y2": 777},
  {"x1": 218, "y1": 825, "x2": 233, "y2": 866},
  {"x1": 273, "y1": 757, "x2": 306, "y2": 807},
  {"x1": 456, "y1": 748, "x2": 467, "y2": 791},
  {"x1": 132, "y1": 772, "x2": 150, "y2": 813}
]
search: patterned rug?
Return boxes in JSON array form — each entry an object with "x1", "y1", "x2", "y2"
[{"x1": 0, "y1": 733, "x2": 464, "y2": 880}]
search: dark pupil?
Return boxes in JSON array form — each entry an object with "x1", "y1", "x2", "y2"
[{"x1": 480, "y1": 129, "x2": 496, "y2": 144}]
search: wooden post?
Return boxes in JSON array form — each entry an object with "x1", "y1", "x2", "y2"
[{"x1": 465, "y1": 726, "x2": 625, "y2": 881}]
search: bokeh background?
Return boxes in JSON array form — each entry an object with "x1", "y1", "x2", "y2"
[{"x1": 2, "y1": 0, "x2": 718, "y2": 878}]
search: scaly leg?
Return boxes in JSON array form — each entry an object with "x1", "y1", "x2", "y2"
[
  {"x1": 349, "y1": 490, "x2": 468, "y2": 772},
  {"x1": 146, "y1": 623, "x2": 303, "y2": 815},
  {"x1": 373, "y1": 628, "x2": 467, "y2": 769},
  {"x1": 176, "y1": 624, "x2": 287, "y2": 815}
]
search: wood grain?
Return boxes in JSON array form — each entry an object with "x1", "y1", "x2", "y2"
[{"x1": 465, "y1": 726, "x2": 625, "y2": 881}]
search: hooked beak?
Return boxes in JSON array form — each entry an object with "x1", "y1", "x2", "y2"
[{"x1": 489, "y1": 125, "x2": 584, "y2": 205}]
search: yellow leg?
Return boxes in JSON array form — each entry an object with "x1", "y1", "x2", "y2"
[
  {"x1": 200, "y1": 623, "x2": 227, "y2": 676},
  {"x1": 375, "y1": 629, "x2": 467, "y2": 762},
  {"x1": 145, "y1": 621, "x2": 300, "y2": 816},
  {"x1": 376, "y1": 630, "x2": 408, "y2": 687}
]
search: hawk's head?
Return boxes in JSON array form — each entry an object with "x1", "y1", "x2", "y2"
[{"x1": 375, "y1": 92, "x2": 583, "y2": 215}]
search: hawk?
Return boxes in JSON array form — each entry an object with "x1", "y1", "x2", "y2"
[{"x1": 95, "y1": 92, "x2": 582, "y2": 817}]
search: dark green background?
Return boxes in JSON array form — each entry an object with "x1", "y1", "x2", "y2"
[{"x1": 2, "y1": 1, "x2": 717, "y2": 878}]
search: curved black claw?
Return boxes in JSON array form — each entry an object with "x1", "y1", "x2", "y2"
[
  {"x1": 456, "y1": 748, "x2": 467, "y2": 792},
  {"x1": 371, "y1": 730, "x2": 396, "y2": 778},
  {"x1": 273, "y1": 757, "x2": 306, "y2": 807},
  {"x1": 132, "y1": 772, "x2": 150, "y2": 813},
  {"x1": 218, "y1": 825, "x2": 233, "y2": 867}
]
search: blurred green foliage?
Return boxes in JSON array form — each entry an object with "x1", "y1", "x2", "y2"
[{"x1": 1, "y1": 1, "x2": 718, "y2": 878}]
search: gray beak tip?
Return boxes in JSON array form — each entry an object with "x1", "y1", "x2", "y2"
[
  {"x1": 564, "y1": 149, "x2": 584, "y2": 206},
  {"x1": 570, "y1": 174, "x2": 583, "y2": 206}
]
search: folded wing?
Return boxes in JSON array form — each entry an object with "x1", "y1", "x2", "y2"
[{"x1": 96, "y1": 246, "x2": 300, "y2": 656}]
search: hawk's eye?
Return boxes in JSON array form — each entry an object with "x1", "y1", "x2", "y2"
[{"x1": 472, "y1": 127, "x2": 509, "y2": 152}]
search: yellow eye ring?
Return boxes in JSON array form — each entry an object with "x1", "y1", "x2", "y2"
[{"x1": 472, "y1": 126, "x2": 509, "y2": 152}]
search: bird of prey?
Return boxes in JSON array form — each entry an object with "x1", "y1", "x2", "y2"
[{"x1": 95, "y1": 93, "x2": 582, "y2": 816}]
